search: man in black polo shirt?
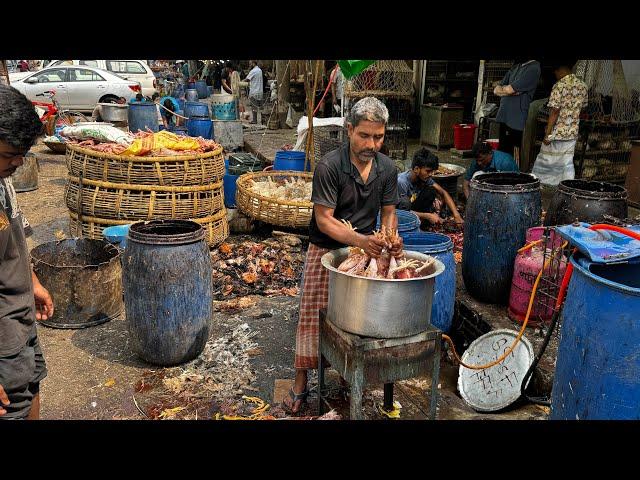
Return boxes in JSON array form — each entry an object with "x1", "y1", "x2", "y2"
[
  {"x1": 0, "y1": 84, "x2": 54, "y2": 420},
  {"x1": 283, "y1": 96, "x2": 403, "y2": 414}
]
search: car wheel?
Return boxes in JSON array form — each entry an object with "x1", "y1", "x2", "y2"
[{"x1": 100, "y1": 95, "x2": 121, "y2": 104}]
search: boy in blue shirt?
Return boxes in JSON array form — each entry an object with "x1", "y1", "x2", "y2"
[
  {"x1": 463, "y1": 142, "x2": 519, "y2": 199},
  {"x1": 397, "y1": 148, "x2": 463, "y2": 230}
]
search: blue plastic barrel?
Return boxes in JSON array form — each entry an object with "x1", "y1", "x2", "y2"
[
  {"x1": 223, "y1": 159, "x2": 239, "y2": 208},
  {"x1": 184, "y1": 101, "x2": 209, "y2": 119},
  {"x1": 550, "y1": 255, "x2": 640, "y2": 420},
  {"x1": 185, "y1": 88, "x2": 199, "y2": 102},
  {"x1": 208, "y1": 86, "x2": 214, "y2": 96},
  {"x1": 177, "y1": 98, "x2": 185, "y2": 111},
  {"x1": 195, "y1": 80, "x2": 208, "y2": 99},
  {"x1": 211, "y1": 101, "x2": 237, "y2": 120},
  {"x1": 122, "y1": 220, "x2": 213, "y2": 366},
  {"x1": 169, "y1": 125, "x2": 188, "y2": 136},
  {"x1": 401, "y1": 232, "x2": 455, "y2": 333},
  {"x1": 376, "y1": 209, "x2": 420, "y2": 234},
  {"x1": 127, "y1": 101, "x2": 159, "y2": 133},
  {"x1": 187, "y1": 82, "x2": 196, "y2": 90},
  {"x1": 172, "y1": 84, "x2": 185, "y2": 99},
  {"x1": 186, "y1": 117, "x2": 213, "y2": 139},
  {"x1": 462, "y1": 173, "x2": 541, "y2": 304},
  {"x1": 273, "y1": 150, "x2": 309, "y2": 171}
]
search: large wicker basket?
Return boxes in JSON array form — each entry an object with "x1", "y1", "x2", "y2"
[
  {"x1": 235, "y1": 170, "x2": 313, "y2": 228},
  {"x1": 65, "y1": 143, "x2": 225, "y2": 186},
  {"x1": 65, "y1": 176, "x2": 224, "y2": 221},
  {"x1": 68, "y1": 209, "x2": 229, "y2": 248}
]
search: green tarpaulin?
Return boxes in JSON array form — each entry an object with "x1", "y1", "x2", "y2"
[{"x1": 337, "y1": 60, "x2": 376, "y2": 79}]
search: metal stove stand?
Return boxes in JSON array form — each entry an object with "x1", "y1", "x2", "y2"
[{"x1": 318, "y1": 309, "x2": 442, "y2": 420}]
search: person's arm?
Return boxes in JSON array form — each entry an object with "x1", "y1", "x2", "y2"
[
  {"x1": 32, "y1": 271, "x2": 53, "y2": 321},
  {"x1": 463, "y1": 179, "x2": 471, "y2": 199},
  {"x1": 315, "y1": 204, "x2": 386, "y2": 257},
  {"x1": 544, "y1": 108, "x2": 560, "y2": 145},
  {"x1": 494, "y1": 84, "x2": 517, "y2": 97},
  {"x1": 544, "y1": 82, "x2": 563, "y2": 145},
  {"x1": 412, "y1": 210, "x2": 444, "y2": 225},
  {"x1": 433, "y1": 182, "x2": 463, "y2": 225}
]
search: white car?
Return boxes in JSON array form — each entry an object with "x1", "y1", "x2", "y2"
[
  {"x1": 11, "y1": 65, "x2": 143, "y2": 112},
  {"x1": 46, "y1": 60, "x2": 157, "y2": 97}
]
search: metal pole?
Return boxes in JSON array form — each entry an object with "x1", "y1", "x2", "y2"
[
  {"x1": 383, "y1": 383, "x2": 394, "y2": 411},
  {"x1": 276, "y1": 60, "x2": 290, "y2": 127}
]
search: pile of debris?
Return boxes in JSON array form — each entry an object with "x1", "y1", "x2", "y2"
[
  {"x1": 429, "y1": 220, "x2": 464, "y2": 263},
  {"x1": 211, "y1": 234, "x2": 305, "y2": 301},
  {"x1": 135, "y1": 323, "x2": 261, "y2": 420}
]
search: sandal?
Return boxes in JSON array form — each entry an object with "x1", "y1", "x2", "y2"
[{"x1": 282, "y1": 387, "x2": 309, "y2": 414}]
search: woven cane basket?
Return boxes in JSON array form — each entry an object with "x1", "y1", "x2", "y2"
[
  {"x1": 65, "y1": 144, "x2": 225, "y2": 186},
  {"x1": 235, "y1": 171, "x2": 313, "y2": 228},
  {"x1": 68, "y1": 209, "x2": 229, "y2": 248},
  {"x1": 65, "y1": 176, "x2": 224, "y2": 221}
]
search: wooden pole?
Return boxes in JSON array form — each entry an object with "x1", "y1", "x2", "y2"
[{"x1": 276, "y1": 60, "x2": 290, "y2": 127}]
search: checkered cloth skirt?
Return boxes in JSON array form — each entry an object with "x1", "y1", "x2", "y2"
[{"x1": 294, "y1": 243, "x2": 330, "y2": 369}]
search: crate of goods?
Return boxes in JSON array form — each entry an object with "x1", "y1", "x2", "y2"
[
  {"x1": 235, "y1": 171, "x2": 313, "y2": 228},
  {"x1": 420, "y1": 104, "x2": 464, "y2": 149},
  {"x1": 65, "y1": 143, "x2": 225, "y2": 187}
]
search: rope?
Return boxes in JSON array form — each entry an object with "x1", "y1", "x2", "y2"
[
  {"x1": 159, "y1": 102, "x2": 189, "y2": 121},
  {"x1": 312, "y1": 64, "x2": 338, "y2": 117},
  {"x1": 442, "y1": 241, "x2": 568, "y2": 370}
]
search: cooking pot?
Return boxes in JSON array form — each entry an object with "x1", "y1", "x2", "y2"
[
  {"x1": 321, "y1": 248, "x2": 445, "y2": 338},
  {"x1": 98, "y1": 103, "x2": 129, "y2": 123}
]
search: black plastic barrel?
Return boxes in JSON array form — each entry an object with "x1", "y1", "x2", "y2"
[
  {"x1": 122, "y1": 220, "x2": 213, "y2": 366},
  {"x1": 544, "y1": 180, "x2": 628, "y2": 226},
  {"x1": 31, "y1": 239, "x2": 123, "y2": 328},
  {"x1": 462, "y1": 172, "x2": 542, "y2": 304},
  {"x1": 128, "y1": 102, "x2": 159, "y2": 133}
]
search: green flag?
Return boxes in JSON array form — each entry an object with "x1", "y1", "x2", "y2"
[{"x1": 337, "y1": 60, "x2": 376, "y2": 79}]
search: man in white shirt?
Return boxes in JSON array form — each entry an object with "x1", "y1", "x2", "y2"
[{"x1": 244, "y1": 60, "x2": 263, "y2": 124}]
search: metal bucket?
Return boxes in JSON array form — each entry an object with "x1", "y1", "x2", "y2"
[
  {"x1": 98, "y1": 103, "x2": 129, "y2": 123},
  {"x1": 12, "y1": 152, "x2": 38, "y2": 192},
  {"x1": 321, "y1": 248, "x2": 445, "y2": 338},
  {"x1": 30, "y1": 238, "x2": 123, "y2": 329}
]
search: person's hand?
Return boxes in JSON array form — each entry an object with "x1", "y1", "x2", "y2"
[
  {"x1": 0, "y1": 384, "x2": 9, "y2": 416},
  {"x1": 454, "y1": 215, "x2": 464, "y2": 226},
  {"x1": 33, "y1": 282, "x2": 54, "y2": 321},
  {"x1": 426, "y1": 213, "x2": 444, "y2": 225},
  {"x1": 389, "y1": 235, "x2": 404, "y2": 257},
  {"x1": 358, "y1": 234, "x2": 387, "y2": 258},
  {"x1": 543, "y1": 135, "x2": 552, "y2": 145}
]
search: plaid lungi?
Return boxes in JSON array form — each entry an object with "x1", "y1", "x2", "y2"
[{"x1": 294, "y1": 243, "x2": 330, "y2": 369}]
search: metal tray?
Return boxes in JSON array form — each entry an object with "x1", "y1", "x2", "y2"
[{"x1": 457, "y1": 329, "x2": 534, "y2": 412}]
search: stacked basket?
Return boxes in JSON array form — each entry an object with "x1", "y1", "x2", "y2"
[{"x1": 64, "y1": 144, "x2": 228, "y2": 247}]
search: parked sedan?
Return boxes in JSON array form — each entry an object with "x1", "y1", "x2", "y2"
[{"x1": 11, "y1": 65, "x2": 142, "y2": 112}]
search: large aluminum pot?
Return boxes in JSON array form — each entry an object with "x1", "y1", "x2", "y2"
[
  {"x1": 321, "y1": 248, "x2": 445, "y2": 338},
  {"x1": 98, "y1": 103, "x2": 129, "y2": 123}
]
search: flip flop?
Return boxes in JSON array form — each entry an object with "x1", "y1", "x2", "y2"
[{"x1": 282, "y1": 387, "x2": 309, "y2": 414}]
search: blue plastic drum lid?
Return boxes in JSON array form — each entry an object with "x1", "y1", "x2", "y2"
[
  {"x1": 550, "y1": 255, "x2": 640, "y2": 420},
  {"x1": 273, "y1": 150, "x2": 309, "y2": 171},
  {"x1": 401, "y1": 231, "x2": 455, "y2": 333}
]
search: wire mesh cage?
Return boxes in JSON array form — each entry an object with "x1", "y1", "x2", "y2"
[
  {"x1": 481, "y1": 60, "x2": 514, "y2": 107},
  {"x1": 344, "y1": 60, "x2": 414, "y2": 99},
  {"x1": 312, "y1": 125, "x2": 347, "y2": 165}
]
